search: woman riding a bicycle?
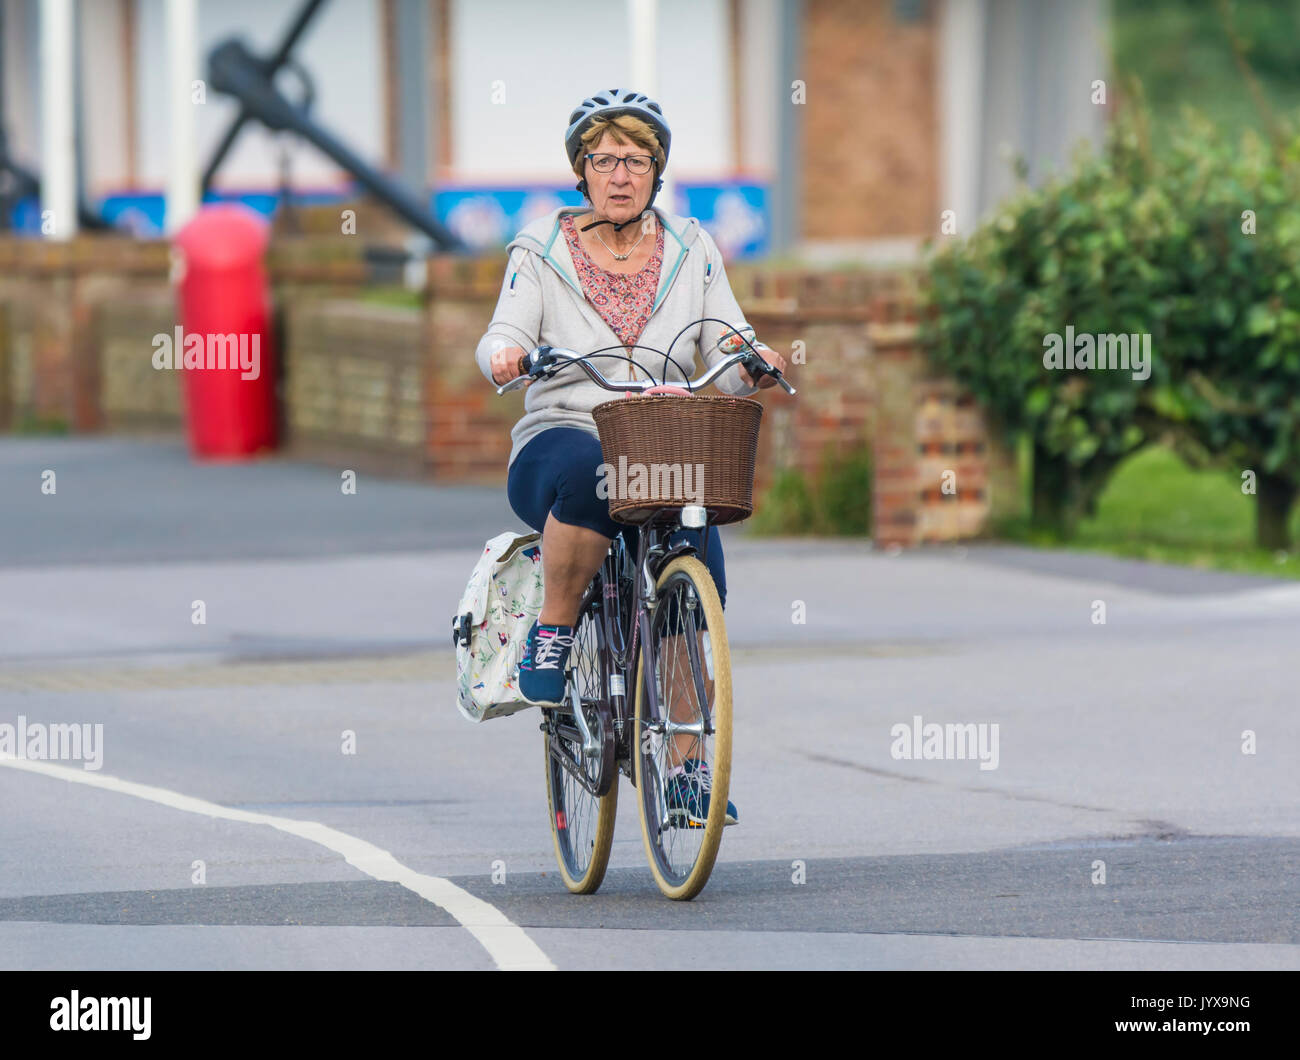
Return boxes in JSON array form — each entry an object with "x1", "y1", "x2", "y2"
[{"x1": 474, "y1": 88, "x2": 787, "y2": 829}]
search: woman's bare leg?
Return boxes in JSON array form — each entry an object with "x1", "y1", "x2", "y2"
[
  {"x1": 538, "y1": 512, "x2": 612, "y2": 627},
  {"x1": 658, "y1": 632, "x2": 710, "y2": 763}
]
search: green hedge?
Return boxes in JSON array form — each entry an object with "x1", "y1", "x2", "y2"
[{"x1": 920, "y1": 89, "x2": 1300, "y2": 547}]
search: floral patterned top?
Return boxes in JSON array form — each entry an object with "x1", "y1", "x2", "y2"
[{"x1": 560, "y1": 212, "x2": 665, "y2": 354}]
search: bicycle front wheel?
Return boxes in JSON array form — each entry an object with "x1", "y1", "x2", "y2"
[
  {"x1": 633, "y1": 555, "x2": 732, "y2": 901},
  {"x1": 543, "y1": 580, "x2": 617, "y2": 894}
]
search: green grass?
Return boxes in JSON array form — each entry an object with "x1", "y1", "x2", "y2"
[
  {"x1": 747, "y1": 438, "x2": 1300, "y2": 578},
  {"x1": 13, "y1": 414, "x2": 70, "y2": 435},
  {"x1": 355, "y1": 287, "x2": 423, "y2": 310},
  {"x1": 1002, "y1": 445, "x2": 1300, "y2": 579},
  {"x1": 748, "y1": 444, "x2": 871, "y2": 536}
]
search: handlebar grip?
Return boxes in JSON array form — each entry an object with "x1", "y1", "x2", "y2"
[{"x1": 741, "y1": 350, "x2": 797, "y2": 395}]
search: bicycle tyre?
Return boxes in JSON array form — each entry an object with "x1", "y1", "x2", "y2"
[
  {"x1": 633, "y1": 555, "x2": 732, "y2": 901},
  {"x1": 543, "y1": 581, "x2": 617, "y2": 894}
]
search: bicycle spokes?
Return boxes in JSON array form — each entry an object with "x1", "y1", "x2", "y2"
[
  {"x1": 639, "y1": 569, "x2": 720, "y2": 881},
  {"x1": 544, "y1": 581, "x2": 616, "y2": 893}
]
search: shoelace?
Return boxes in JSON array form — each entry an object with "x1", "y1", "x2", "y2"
[
  {"x1": 669, "y1": 763, "x2": 711, "y2": 816},
  {"x1": 532, "y1": 631, "x2": 575, "y2": 671},
  {"x1": 684, "y1": 761, "x2": 711, "y2": 793}
]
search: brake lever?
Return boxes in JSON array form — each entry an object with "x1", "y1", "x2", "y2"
[
  {"x1": 496, "y1": 375, "x2": 531, "y2": 395},
  {"x1": 741, "y1": 352, "x2": 797, "y2": 396}
]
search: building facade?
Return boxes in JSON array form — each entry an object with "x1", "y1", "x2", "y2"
[{"x1": 2, "y1": 0, "x2": 1108, "y2": 258}]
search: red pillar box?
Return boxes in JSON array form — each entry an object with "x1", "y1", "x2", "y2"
[{"x1": 172, "y1": 204, "x2": 277, "y2": 458}]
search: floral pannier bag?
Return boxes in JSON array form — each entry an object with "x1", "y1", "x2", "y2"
[{"x1": 451, "y1": 530, "x2": 545, "y2": 722}]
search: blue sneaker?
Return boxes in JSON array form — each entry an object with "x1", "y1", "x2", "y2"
[
  {"x1": 518, "y1": 620, "x2": 575, "y2": 708},
  {"x1": 665, "y1": 758, "x2": 737, "y2": 828}
]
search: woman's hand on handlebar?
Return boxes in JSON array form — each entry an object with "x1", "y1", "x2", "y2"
[
  {"x1": 740, "y1": 346, "x2": 788, "y2": 389},
  {"x1": 490, "y1": 344, "x2": 529, "y2": 386}
]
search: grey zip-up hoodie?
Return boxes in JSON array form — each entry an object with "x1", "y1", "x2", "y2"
[{"x1": 474, "y1": 205, "x2": 762, "y2": 469}]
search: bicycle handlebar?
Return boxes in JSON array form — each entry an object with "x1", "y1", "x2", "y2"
[{"x1": 494, "y1": 325, "x2": 796, "y2": 397}]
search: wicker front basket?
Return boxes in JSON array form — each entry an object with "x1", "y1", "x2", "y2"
[{"x1": 590, "y1": 394, "x2": 764, "y2": 526}]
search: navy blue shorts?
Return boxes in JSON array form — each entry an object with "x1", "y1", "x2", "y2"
[{"x1": 507, "y1": 426, "x2": 727, "y2": 610}]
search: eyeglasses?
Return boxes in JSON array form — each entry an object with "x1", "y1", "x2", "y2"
[{"x1": 585, "y1": 153, "x2": 655, "y2": 175}]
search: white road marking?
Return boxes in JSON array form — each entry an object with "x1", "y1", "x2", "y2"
[{"x1": 0, "y1": 756, "x2": 554, "y2": 971}]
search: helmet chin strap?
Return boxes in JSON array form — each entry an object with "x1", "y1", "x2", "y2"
[{"x1": 576, "y1": 163, "x2": 663, "y2": 233}]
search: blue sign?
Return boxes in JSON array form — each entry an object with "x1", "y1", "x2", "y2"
[
  {"x1": 677, "y1": 182, "x2": 770, "y2": 260},
  {"x1": 92, "y1": 189, "x2": 350, "y2": 237},
  {"x1": 433, "y1": 187, "x2": 585, "y2": 250},
  {"x1": 434, "y1": 182, "x2": 769, "y2": 259},
  {"x1": 8, "y1": 197, "x2": 43, "y2": 234},
  {"x1": 6, "y1": 180, "x2": 771, "y2": 260}
]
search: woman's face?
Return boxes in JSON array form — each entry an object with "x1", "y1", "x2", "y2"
[{"x1": 584, "y1": 130, "x2": 655, "y2": 224}]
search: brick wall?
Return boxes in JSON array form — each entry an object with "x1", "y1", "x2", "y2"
[
  {"x1": 0, "y1": 235, "x2": 1019, "y2": 545},
  {"x1": 0, "y1": 304, "x2": 10, "y2": 431},
  {"x1": 424, "y1": 254, "x2": 1019, "y2": 544},
  {"x1": 872, "y1": 334, "x2": 1018, "y2": 547},
  {"x1": 283, "y1": 299, "x2": 426, "y2": 475},
  {"x1": 0, "y1": 239, "x2": 172, "y2": 431},
  {"x1": 99, "y1": 292, "x2": 183, "y2": 428},
  {"x1": 801, "y1": 0, "x2": 939, "y2": 241},
  {"x1": 730, "y1": 263, "x2": 881, "y2": 500},
  {"x1": 424, "y1": 256, "x2": 524, "y2": 483},
  {"x1": 0, "y1": 234, "x2": 375, "y2": 436}
]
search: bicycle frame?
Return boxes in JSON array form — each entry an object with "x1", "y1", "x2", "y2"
[
  {"x1": 541, "y1": 503, "x2": 715, "y2": 799},
  {"x1": 597, "y1": 506, "x2": 713, "y2": 792},
  {"x1": 513, "y1": 327, "x2": 793, "y2": 799}
]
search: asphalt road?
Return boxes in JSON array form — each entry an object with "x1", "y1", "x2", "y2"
[{"x1": 1, "y1": 437, "x2": 1297, "y2": 970}]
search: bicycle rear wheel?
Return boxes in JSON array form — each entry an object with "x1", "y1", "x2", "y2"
[
  {"x1": 633, "y1": 555, "x2": 732, "y2": 901},
  {"x1": 543, "y1": 579, "x2": 617, "y2": 894}
]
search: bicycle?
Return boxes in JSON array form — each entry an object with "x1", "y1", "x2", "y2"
[{"x1": 496, "y1": 324, "x2": 795, "y2": 899}]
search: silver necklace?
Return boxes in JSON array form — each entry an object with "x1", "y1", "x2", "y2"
[{"x1": 591, "y1": 215, "x2": 651, "y2": 261}]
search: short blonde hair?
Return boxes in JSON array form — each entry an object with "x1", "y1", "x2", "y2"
[{"x1": 572, "y1": 114, "x2": 665, "y2": 179}]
